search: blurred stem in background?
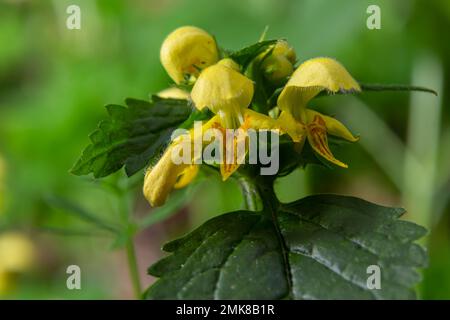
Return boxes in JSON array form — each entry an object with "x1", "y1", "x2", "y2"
[
  {"x1": 403, "y1": 54, "x2": 443, "y2": 231},
  {"x1": 125, "y1": 239, "x2": 141, "y2": 299},
  {"x1": 117, "y1": 182, "x2": 142, "y2": 299},
  {"x1": 403, "y1": 54, "x2": 443, "y2": 298},
  {"x1": 337, "y1": 54, "x2": 445, "y2": 298}
]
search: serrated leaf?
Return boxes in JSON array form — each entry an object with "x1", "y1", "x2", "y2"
[
  {"x1": 145, "y1": 194, "x2": 427, "y2": 300},
  {"x1": 230, "y1": 39, "x2": 277, "y2": 70},
  {"x1": 71, "y1": 97, "x2": 192, "y2": 178}
]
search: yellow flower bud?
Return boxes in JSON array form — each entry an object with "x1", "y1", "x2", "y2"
[
  {"x1": 272, "y1": 40, "x2": 296, "y2": 63},
  {"x1": 191, "y1": 59, "x2": 254, "y2": 128},
  {"x1": 260, "y1": 40, "x2": 296, "y2": 85},
  {"x1": 157, "y1": 87, "x2": 190, "y2": 100},
  {"x1": 160, "y1": 26, "x2": 219, "y2": 84},
  {"x1": 262, "y1": 54, "x2": 294, "y2": 85}
]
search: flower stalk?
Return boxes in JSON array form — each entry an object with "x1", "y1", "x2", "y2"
[{"x1": 117, "y1": 184, "x2": 142, "y2": 299}]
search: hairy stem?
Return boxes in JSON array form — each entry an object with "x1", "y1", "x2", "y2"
[{"x1": 360, "y1": 83, "x2": 437, "y2": 96}]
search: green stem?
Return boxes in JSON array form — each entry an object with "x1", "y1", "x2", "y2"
[
  {"x1": 238, "y1": 176, "x2": 261, "y2": 211},
  {"x1": 250, "y1": 175, "x2": 293, "y2": 298},
  {"x1": 126, "y1": 238, "x2": 142, "y2": 299},
  {"x1": 117, "y1": 185, "x2": 142, "y2": 300}
]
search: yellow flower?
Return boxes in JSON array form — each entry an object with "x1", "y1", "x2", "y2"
[
  {"x1": 192, "y1": 58, "x2": 280, "y2": 178},
  {"x1": 276, "y1": 57, "x2": 360, "y2": 167},
  {"x1": 160, "y1": 26, "x2": 219, "y2": 84},
  {"x1": 260, "y1": 40, "x2": 296, "y2": 85},
  {"x1": 144, "y1": 59, "x2": 281, "y2": 206},
  {"x1": 143, "y1": 115, "x2": 221, "y2": 206},
  {"x1": 0, "y1": 232, "x2": 34, "y2": 296},
  {"x1": 157, "y1": 87, "x2": 190, "y2": 100},
  {"x1": 191, "y1": 58, "x2": 254, "y2": 128},
  {"x1": 143, "y1": 144, "x2": 189, "y2": 207}
]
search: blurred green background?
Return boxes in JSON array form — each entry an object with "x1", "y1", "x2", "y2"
[{"x1": 0, "y1": 0, "x2": 449, "y2": 299}]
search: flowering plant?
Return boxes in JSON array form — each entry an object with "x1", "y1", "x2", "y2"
[{"x1": 71, "y1": 26, "x2": 435, "y2": 299}]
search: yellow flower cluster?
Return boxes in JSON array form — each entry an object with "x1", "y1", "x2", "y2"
[{"x1": 144, "y1": 26, "x2": 360, "y2": 206}]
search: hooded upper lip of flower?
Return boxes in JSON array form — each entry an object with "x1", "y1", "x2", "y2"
[
  {"x1": 160, "y1": 26, "x2": 219, "y2": 84},
  {"x1": 275, "y1": 57, "x2": 361, "y2": 168},
  {"x1": 191, "y1": 58, "x2": 255, "y2": 129},
  {"x1": 191, "y1": 58, "x2": 281, "y2": 178}
]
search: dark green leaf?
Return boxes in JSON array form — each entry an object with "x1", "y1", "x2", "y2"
[
  {"x1": 229, "y1": 39, "x2": 277, "y2": 71},
  {"x1": 145, "y1": 194, "x2": 427, "y2": 299},
  {"x1": 70, "y1": 97, "x2": 192, "y2": 178},
  {"x1": 245, "y1": 56, "x2": 271, "y2": 113}
]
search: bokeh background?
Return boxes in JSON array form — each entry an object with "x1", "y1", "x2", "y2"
[{"x1": 0, "y1": 0, "x2": 449, "y2": 299}]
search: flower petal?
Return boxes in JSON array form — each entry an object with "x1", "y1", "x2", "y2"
[
  {"x1": 157, "y1": 87, "x2": 190, "y2": 100},
  {"x1": 276, "y1": 111, "x2": 306, "y2": 142},
  {"x1": 278, "y1": 57, "x2": 360, "y2": 116},
  {"x1": 220, "y1": 147, "x2": 247, "y2": 181},
  {"x1": 220, "y1": 162, "x2": 242, "y2": 181},
  {"x1": 191, "y1": 59, "x2": 254, "y2": 128},
  {"x1": 143, "y1": 145, "x2": 188, "y2": 207},
  {"x1": 243, "y1": 109, "x2": 281, "y2": 131},
  {"x1": 306, "y1": 109, "x2": 359, "y2": 142},
  {"x1": 143, "y1": 115, "x2": 224, "y2": 206},
  {"x1": 174, "y1": 165, "x2": 199, "y2": 189},
  {"x1": 160, "y1": 26, "x2": 219, "y2": 84},
  {"x1": 220, "y1": 126, "x2": 248, "y2": 181},
  {"x1": 306, "y1": 114, "x2": 348, "y2": 168}
]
